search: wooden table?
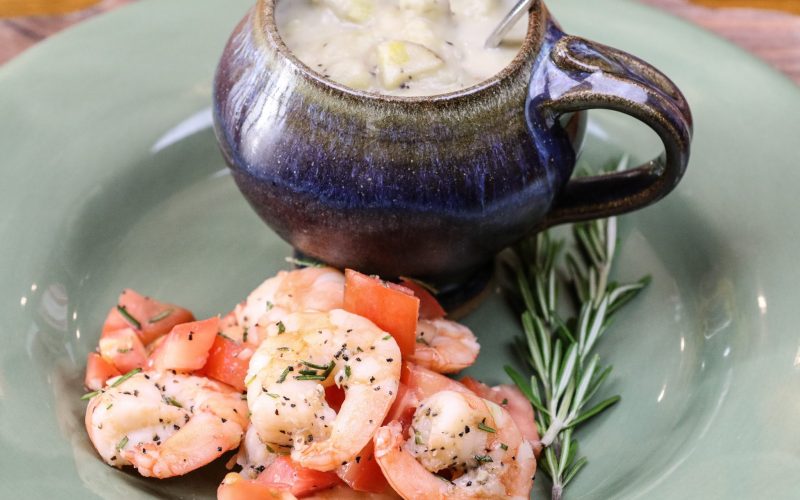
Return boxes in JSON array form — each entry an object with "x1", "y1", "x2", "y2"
[{"x1": 1, "y1": 0, "x2": 798, "y2": 84}]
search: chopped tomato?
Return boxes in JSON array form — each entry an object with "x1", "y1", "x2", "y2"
[
  {"x1": 101, "y1": 289, "x2": 195, "y2": 345},
  {"x1": 84, "y1": 352, "x2": 121, "y2": 391},
  {"x1": 324, "y1": 385, "x2": 346, "y2": 413},
  {"x1": 98, "y1": 327, "x2": 147, "y2": 374},
  {"x1": 217, "y1": 472, "x2": 292, "y2": 500},
  {"x1": 461, "y1": 377, "x2": 540, "y2": 443},
  {"x1": 402, "y1": 362, "x2": 471, "y2": 398},
  {"x1": 399, "y1": 278, "x2": 446, "y2": 320},
  {"x1": 337, "y1": 439, "x2": 391, "y2": 493},
  {"x1": 258, "y1": 456, "x2": 340, "y2": 497},
  {"x1": 201, "y1": 333, "x2": 251, "y2": 391},
  {"x1": 343, "y1": 269, "x2": 419, "y2": 357},
  {"x1": 148, "y1": 317, "x2": 218, "y2": 372},
  {"x1": 219, "y1": 310, "x2": 249, "y2": 344},
  {"x1": 383, "y1": 382, "x2": 417, "y2": 430}
]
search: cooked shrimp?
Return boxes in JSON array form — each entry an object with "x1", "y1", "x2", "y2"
[
  {"x1": 217, "y1": 475, "x2": 400, "y2": 500},
  {"x1": 461, "y1": 377, "x2": 541, "y2": 454},
  {"x1": 238, "y1": 424, "x2": 278, "y2": 478},
  {"x1": 247, "y1": 309, "x2": 401, "y2": 471},
  {"x1": 306, "y1": 485, "x2": 401, "y2": 499},
  {"x1": 374, "y1": 390, "x2": 536, "y2": 500},
  {"x1": 85, "y1": 371, "x2": 248, "y2": 478},
  {"x1": 410, "y1": 318, "x2": 480, "y2": 373},
  {"x1": 218, "y1": 472, "x2": 296, "y2": 500},
  {"x1": 236, "y1": 267, "x2": 345, "y2": 344}
]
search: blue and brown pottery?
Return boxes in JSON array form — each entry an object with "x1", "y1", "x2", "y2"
[{"x1": 213, "y1": 0, "x2": 692, "y2": 303}]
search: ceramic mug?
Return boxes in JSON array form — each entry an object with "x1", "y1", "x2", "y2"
[{"x1": 213, "y1": 0, "x2": 692, "y2": 300}]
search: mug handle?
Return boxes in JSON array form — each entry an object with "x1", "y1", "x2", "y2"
[{"x1": 529, "y1": 33, "x2": 693, "y2": 228}]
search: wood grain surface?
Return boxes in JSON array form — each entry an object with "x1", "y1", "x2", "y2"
[{"x1": 0, "y1": 0, "x2": 798, "y2": 84}]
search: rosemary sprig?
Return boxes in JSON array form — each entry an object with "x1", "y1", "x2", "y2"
[{"x1": 505, "y1": 157, "x2": 650, "y2": 499}]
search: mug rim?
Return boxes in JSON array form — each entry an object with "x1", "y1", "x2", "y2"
[{"x1": 257, "y1": 0, "x2": 544, "y2": 104}]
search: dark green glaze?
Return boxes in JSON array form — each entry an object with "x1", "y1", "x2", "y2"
[{"x1": 213, "y1": 0, "x2": 691, "y2": 292}]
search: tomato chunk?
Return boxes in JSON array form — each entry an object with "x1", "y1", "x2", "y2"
[
  {"x1": 399, "y1": 278, "x2": 446, "y2": 320},
  {"x1": 98, "y1": 327, "x2": 147, "y2": 374},
  {"x1": 324, "y1": 385, "x2": 346, "y2": 413},
  {"x1": 148, "y1": 317, "x2": 218, "y2": 372},
  {"x1": 201, "y1": 333, "x2": 251, "y2": 392},
  {"x1": 403, "y1": 361, "x2": 471, "y2": 398},
  {"x1": 461, "y1": 377, "x2": 540, "y2": 444},
  {"x1": 383, "y1": 382, "x2": 417, "y2": 430},
  {"x1": 102, "y1": 289, "x2": 195, "y2": 345},
  {"x1": 258, "y1": 456, "x2": 340, "y2": 497},
  {"x1": 84, "y1": 352, "x2": 121, "y2": 391},
  {"x1": 343, "y1": 269, "x2": 419, "y2": 357},
  {"x1": 218, "y1": 472, "x2": 293, "y2": 500},
  {"x1": 337, "y1": 439, "x2": 391, "y2": 493}
]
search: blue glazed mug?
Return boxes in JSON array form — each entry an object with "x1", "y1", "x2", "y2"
[{"x1": 213, "y1": 0, "x2": 692, "y2": 300}]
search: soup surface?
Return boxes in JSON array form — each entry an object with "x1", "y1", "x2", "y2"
[{"x1": 276, "y1": 0, "x2": 529, "y2": 96}]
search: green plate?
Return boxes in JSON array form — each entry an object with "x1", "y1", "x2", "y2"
[{"x1": 1, "y1": 0, "x2": 798, "y2": 498}]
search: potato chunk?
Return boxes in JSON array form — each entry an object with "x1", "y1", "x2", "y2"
[
  {"x1": 326, "y1": 59, "x2": 373, "y2": 89},
  {"x1": 401, "y1": 17, "x2": 440, "y2": 48},
  {"x1": 399, "y1": 0, "x2": 445, "y2": 14},
  {"x1": 449, "y1": 0, "x2": 497, "y2": 17},
  {"x1": 314, "y1": 0, "x2": 374, "y2": 22},
  {"x1": 376, "y1": 40, "x2": 444, "y2": 89}
]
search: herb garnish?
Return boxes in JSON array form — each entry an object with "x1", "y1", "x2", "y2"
[
  {"x1": 504, "y1": 158, "x2": 649, "y2": 500},
  {"x1": 477, "y1": 421, "x2": 496, "y2": 433},
  {"x1": 116, "y1": 436, "x2": 129, "y2": 451},
  {"x1": 474, "y1": 455, "x2": 493, "y2": 464},
  {"x1": 148, "y1": 308, "x2": 174, "y2": 323},
  {"x1": 163, "y1": 396, "x2": 183, "y2": 408},
  {"x1": 80, "y1": 390, "x2": 100, "y2": 400},
  {"x1": 116, "y1": 305, "x2": 141, "y2": 330},
  {"x1": 301, "y1": 360, "x2": 331, "y2": 371},
  {"x1": 276, "y1": 321, "x2": 286, "y2": 334},
  {"x1": 111, "y1": 368, "x2": 142, "y2": 388},
  {"x1": 296, "y1": 359, "x2": 335, "y2": 381},
  {"x1": 276, "y1": 366, "x2": 292, "y2": 383}
]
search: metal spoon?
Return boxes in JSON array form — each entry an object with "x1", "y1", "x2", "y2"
[{"x1": 484, "y1": 0, "x2": 537, "y2": 48}]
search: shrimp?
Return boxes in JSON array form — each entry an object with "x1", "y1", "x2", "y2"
[
  {"x1": 217, "y1": 475, "x2": 401, "y2": 500},
  {"x1": 85, "y1": 371, "x2": 248, "y2": 478},
  {"x1": 409, "y1": 318, "x2": 480, "y2": 373},
  {"x1": 461, "y1": 377, "x2": 542, "y2": 454},
  {"x1": 238, "y1": 424, "x2": 277, "y2": 479},
  {"x1": 247, "y1": 309, "x2": 401, "y2": 471},
  {"x1": 235, "y1": 267, "x2": 345, "y2": 344},
  {"x1": 374, "y1": 390, "x2": 536, "y2": 500},
  {"x1": 218, "y1": 472, "x2": 296, "y2": 500}
]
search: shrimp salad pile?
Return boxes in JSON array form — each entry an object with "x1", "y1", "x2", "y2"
[{"x1": 82, "y1": 267, "x2": 540, "y2": 499}]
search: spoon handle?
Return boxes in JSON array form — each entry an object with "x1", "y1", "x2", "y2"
[{"x1": 485, "y1": 0, "x2": 537, "y2": 48}]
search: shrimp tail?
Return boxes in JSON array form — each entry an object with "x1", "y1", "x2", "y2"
[
  {"x1": 374, "y1": 422, "x2": 452, "y2": 500},
  {"x1": 125, "y1": 412, "x2": 243, "y2": 478}
]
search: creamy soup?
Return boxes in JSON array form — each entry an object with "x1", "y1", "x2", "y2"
[{"x1": 276, "y1": 0, "x2": 529, "y2": 96}]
